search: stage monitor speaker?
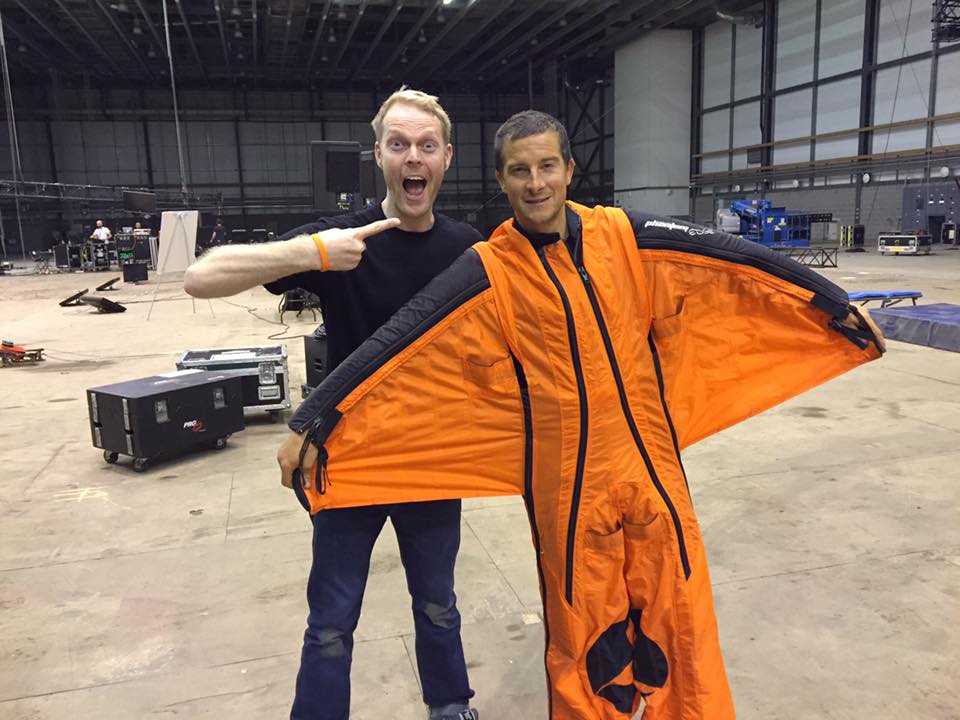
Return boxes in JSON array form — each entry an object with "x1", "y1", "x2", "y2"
[
  {"x1": 360, "y1": 149, "x2": 385, "y2": 203},
  {"x1": 123, "y1": 190, "x2": 157, "y2": 213},
  {"x1": 122, "y1": 263, "x2": 148, "y2": 283},
  {"x1": 60, "y1": 289, "x2": 89, "y2": 307},
  {"x1": 96, "y1": 277, "x2": 120, "y2": 292},
  {"x1": 80, "y1": 295, "x2": 126, "y2": 313},
  {"x1": 311, "y1": 141, "x2": 361, "y2": 211},
  {"x1": 304, "y1": 326, "x2": 328, "y2": 388}
]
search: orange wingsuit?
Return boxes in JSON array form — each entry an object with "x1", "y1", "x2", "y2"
[{"x1": 289, "y1": 203, "x2": 883, "y2": 720}]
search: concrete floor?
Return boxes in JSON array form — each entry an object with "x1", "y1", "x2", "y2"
[{"x1": 1, "y1": 248, "x2": 958, "y2": 720}]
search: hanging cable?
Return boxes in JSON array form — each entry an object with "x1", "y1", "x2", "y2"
[
  {"x1": 161, "y1": 0, "x2": 189, "y2": 198},
  {"x1": 0, "y1": 8, "x2": 27, "y2": 260}
]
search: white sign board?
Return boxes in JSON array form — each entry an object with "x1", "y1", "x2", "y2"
[{"x1": 157, "y1": 210, "x2": 199, "y2": 273}]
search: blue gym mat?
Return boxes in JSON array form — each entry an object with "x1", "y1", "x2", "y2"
[{"x1": 869, "y1": 303, "x2": 960, "y2": 353}]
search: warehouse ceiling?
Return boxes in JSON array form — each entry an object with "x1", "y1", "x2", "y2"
[{"x1": 0, "y1": 0, "x2": 762, "y2": 92}]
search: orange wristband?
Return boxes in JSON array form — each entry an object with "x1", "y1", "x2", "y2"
[{"x1": 311, "y1": 232, "x2": 329, "y2": 272}]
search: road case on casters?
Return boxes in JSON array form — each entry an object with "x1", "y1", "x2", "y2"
[
  {"x1": 176, "y1": 345, "x2": 291, "y2": 416},
  {"x1": 87, "y1": 369, "x2": 245, "y2": 472}
]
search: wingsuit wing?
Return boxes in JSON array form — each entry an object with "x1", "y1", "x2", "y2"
[
  {"x1": 629, "y1": 213, "x2": 883, "y2": 450},
  {"x1": 289, "y1": 248, "x2": 526, "y2": 513}
]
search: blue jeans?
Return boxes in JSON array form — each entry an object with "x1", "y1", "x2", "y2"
[{"x1": 290, "y1": 500, "x2": 474, "y2": 720}]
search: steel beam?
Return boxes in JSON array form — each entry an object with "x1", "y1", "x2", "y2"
[
  {"x1": 1, "y1": 17, "x2": 56, "y2": 67},
  {"x1": 133, "y1": 0, "x2": 166, "y2": 51},
  {"x1": 447, "y1": 0, "x2": 550, "y2": 77},
  {"x1": 858, "y1": 0, "x2": 880, "y2": 158},
  {"x1": 483, "y1": 0, "x2": 620, "y2": 85},
  {"x1": 379, "y1": 0, "x2": 444, "y2": 74},
  {"x1": 328, "y1": 0, "x2": 369, "y2": 78},
  {"x1": 51, "y1": 0, "x2": 127, "y2": 78},
  {"x1": 418, "y1": 0, "x2": 505, "y2": 78},
  {"x1": 91, "y1": 0, "x2": 155, "y2": 79},
  {"x1": 470, "y1": 0, "x2": 592, "y2": 78},
  {"x1": 12, "y1": 1, "x2": 87, "y2": 67},
  {"x1": 174, "y1": 0, "x2": 209, "y2": 83},
  {"x1": 760, "y1": 0, "x2": 776, "y2": 168},
  {"x1": 213, "y1": 0, "x2": 233, "y2": 76},
  {"x1": 306, "y1": 0, "x2": 334, "y2": 73},
  {"x1": 253, "y1": 0, "x2": 259, "y2": 71},
  {"x1": 349, "y1": 0, "x2": 403, "y2": 80},
  {"x1": 404, "y1": 0, "x2": 487, "y2": 75},
  {"x1": 281, "y1": 0, "x2": 295, "y2": 67}
]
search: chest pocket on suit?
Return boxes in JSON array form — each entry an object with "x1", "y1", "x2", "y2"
[{"x1": 462, "y1": 356, "x2": 514, "y2": 387}]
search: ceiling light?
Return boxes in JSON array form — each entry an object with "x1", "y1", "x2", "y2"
[
  {"x1": 234, "y1": 24, "x2": 243, "y2": 39},
  {"x1": 237, "y1": 50, "x2": 245, "y2": 60},
  {"x1": 530, "y1": 37, "x2": 538, "y2": 46},
  {"x1": 17, "y1": 43, "x2": 26, "y2": 53},
  {"x1": 437, "y1": 8, "x2": 445, "y2": 24},
  {"x1": 231, "y1": 0, "x2": 241, "y2": 17},
  {"x1": 321, "y1": 50, "x2": 328, "y2": 62},
  {"x1": 418, "y1": 28, "x2": 427, "y2": 43},
  {"x1": 443, "y1": 0, "x2": 454, "y2": 5},
  {"x1": 336, "y1": 2, "x2": 347, "y2": 21},
  {"x1": 328, "y1": 28, "x2": 336, "y2": 44},
  {"x1": 112, "y1": 0, "x2": 130, "y2": 13},
  {"x1": 938, "y1": 166, "x2": 951, "y2": 178},
  {"x1": 401, "y1": 52, "x2": 408, "y2": 64},
  {"x1": 147, "y1": 45, "x2": 156, "y2": 58},
  {"x1": 132, "y1": 19, "x2": 143, "y2": 35},
  {"x1": 558, "y1": 16, "x2": 567, "y2": 27}
]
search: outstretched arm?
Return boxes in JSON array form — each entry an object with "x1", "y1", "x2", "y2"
[
  {"x1": 183, "y1": 217, "x2": 399, "y2": 298},
  {"x1": 627, "y1": 211, "x2": 884, "y2": 449}
]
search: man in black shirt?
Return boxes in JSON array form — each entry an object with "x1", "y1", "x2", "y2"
[
  {"x1": 184, "y1": 88, "x2": 482, "y2": 720},
  {"x1": 210, "y1": 218, "x2": 228, "y2": 246}
]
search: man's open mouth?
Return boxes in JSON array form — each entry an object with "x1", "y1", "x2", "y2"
[{"x1": 402, "y1": 176, "x2": 427, "y2": 198}]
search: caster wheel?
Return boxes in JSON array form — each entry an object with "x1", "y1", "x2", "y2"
[
  {"x1": 214, "y1": 437, "x2": 228, "y2": 450},
  {"x1": 103, "y1": 450, "x2": 119, "y2": 464},
  {"x1": 132, "y1": 457, "x2": 149, "y2": 472}
]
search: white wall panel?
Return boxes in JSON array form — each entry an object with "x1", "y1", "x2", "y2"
[
  {"x1": 731, "y1": 102, "x2": 760, "y2": 170},
  {"x1": 776, "y1": 0, "x2": 816, "y2": 89},
  {"x1": 703, "y1": 22, "x2": 732, "y2": 108},
  {"x1": 615, "y1": 30, "x2": 691, "y2": 216},
  {"x1": 873, "y1": 59, "x2": 930, "y2": 152},
  {"x1": 935, "y1": 120, "x2": 960, "y2": 146},
  {"x1": 774, "y1": 88, "x2": 813, "y2": 164},
  {"x1": 819, "y1": 0, "x2": 865, "y2": 78},
  {"x1": 732, "y1": 101, "x2": 761, "y2": 147},
  {"x1": 816, "y1": 77, "x2": 860, "y2": 159},
  {"x1": 734, "y1": 24, "x2": 763, "y2": 100},
  {"x1": 877, "y1": 0, "x2": 930, "y2": 63},
  {"x1": 937, "y1": 51, "x2": 960, "y2": 115},
  {"x1": 701, "y1": 108, "x2": 729, "y2": 152}
]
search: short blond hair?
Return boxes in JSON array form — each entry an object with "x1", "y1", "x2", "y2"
[{"x1": 371, "y1": 86, "x2": 452, "y2": 144}]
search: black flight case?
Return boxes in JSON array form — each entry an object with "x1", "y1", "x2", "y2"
[{"x1": 87, "y1": 369, "x2": 245, "y2": 472}]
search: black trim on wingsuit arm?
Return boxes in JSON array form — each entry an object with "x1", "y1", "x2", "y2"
[
  {"x1": 289, "y1": 248, "x2": 491, "y2": 439},
  {"x1": 627, "y1": 211, "x2": 853, "y2": 319}
]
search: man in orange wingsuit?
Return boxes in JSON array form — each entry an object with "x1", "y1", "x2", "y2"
[{"x1": 278, "y1": 111, "x2": 885, "y2": 720}]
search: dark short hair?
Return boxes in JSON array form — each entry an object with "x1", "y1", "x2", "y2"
[{"x1": 494, "y1": 110, "x2": 572, "y2": 172}]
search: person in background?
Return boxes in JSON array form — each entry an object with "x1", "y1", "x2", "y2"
[
  {"x1": 90, "y1": 219, "x2": 112, "y2": 242},
  {"x1": 210, "y1": 217, "x2": 228, "y2": 246}
]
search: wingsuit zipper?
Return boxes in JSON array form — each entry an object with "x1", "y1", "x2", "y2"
[
  {"x1": 512, "y1": 353, "x2": 553, "y2": 719},
  {"x1": 569, "y1": 243, "x2": 692, "y2": 581},
  {"x1": 537, "y1": 247, "x2": 589, "y2": 607},
  {"x1": 647, "y1": 332, "x2": 692, "y2": 503}
]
